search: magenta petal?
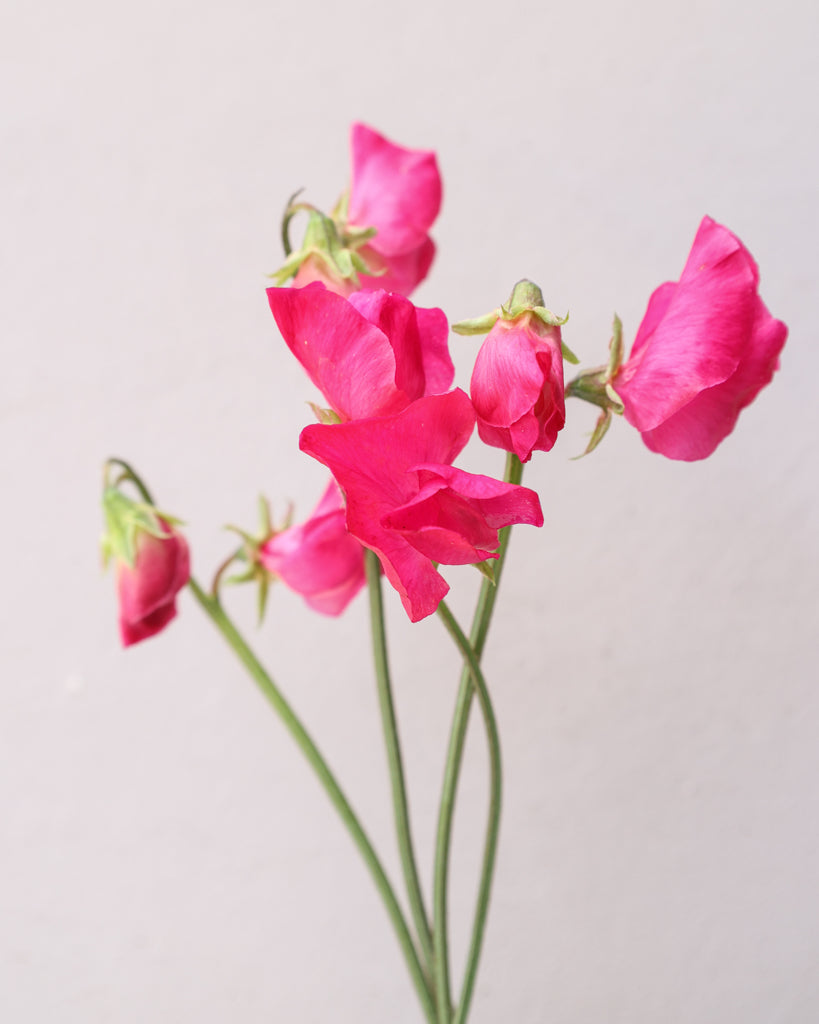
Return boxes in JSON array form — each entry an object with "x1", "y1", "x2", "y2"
[
  {"x1": 267, "y1": 281, "x2": 405, "y2": 420},
  {"x1": 617, "y1": 218, "x2": 757, "y2": 432},
  {"x1": 348, "y1": 290, "x2": 426, "y2": 400},
  {"x1": 299, "y1": 392, "x2": 476, "y2": 620},
  {"x1": 299, "y1": 390, "x2": 544, "y2": 620},
  {"x1": 470, "y1": 316, "x2": 565, "y2": 460},
  {"x1": 348, "y1": 124, "x2": 442, "y2": 256},
  {"x1": 639, "y1": 296, "x2": 787, "y2": 460},
  {"x1": 119, "y1": 601, "x2": 177, "y2": 647},
  {"x1": 415, "y1": 305, "x2": 454, "y2": 395},
  {"x1": 259, "y1": 481, "x2": 365, "y2": 616},
  {"x1": 412, "y1": 465, "x2": 545, "y2": 528},
  {"x1": 117, "y1": 525, "x2": 190, "y2": 647},
  {"x1": 628, "y1": 281, "x2": 677, "y2": 360},
  {"x1": 355, "y1": 237, "x2": 437, "y2": 297},
  {"x1": 614, "y1": 216, "x2": 788, "y2": 459},
  {"x1": 472, "y1": 322, "x2": 546, "y2": 423}
]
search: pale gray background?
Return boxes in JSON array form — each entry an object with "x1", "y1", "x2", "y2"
[{"x1": 2, "y1": 0, "x2": 817, "y2": 1021}]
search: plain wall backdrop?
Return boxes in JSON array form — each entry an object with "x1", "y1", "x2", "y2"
[{"x1": 2, "y1": 0, "x2": 817, "y2": 1021}]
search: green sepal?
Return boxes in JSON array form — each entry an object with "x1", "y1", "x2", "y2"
[
  {"x1": 472, "y1": 559, "x2": 497, "y2": 584},
  {"x1": 454, "y1": 281, "x2": 568, "y2": 338},
  {"x1": 331, "y1": 189, "x2": 350, "y2": 225},
  {"x1": 224, "y1": 523, "x2": 257, "y2": 548},
  {"x1": 256, "y1": 574, "x2": 270, "y2": 624},
  {"x1": 531, "y1": 306, "x2": 569, "y2": 329},
  {"x1": 451, "y1": 310, "x2": 502, "y2": 336},
  {"x1": 606, "y1": 313, "x2": 624, "y2": 380},
  {"x1": 605, "y1": 382, "x2": 624, "y2": 415},
  {"x1": 268, "y1": 251, "x2": 310, "y2": 285},
  {"x1": 560, "y1": 337, "x2": 580, "y2": 365},
  {"x1": 344, "y1": 224, "x2": 378, "y2": 247},
  {"x1": 100, "y1": 488, "x2": 180, "y2": 570},
  {"x1": 571, "y1": 408, "x2": 612, "y2": 460},
  {"x1": 269, "y1": 209, "x2": 365, "y2": 289},
  {"x1": 505, "y1": 279, "x2": 545, "y2": 313},
  {"x1": 218, "y1": 496, "x2": 296, "y2": 624},
  {"x1": 349, "y1": 248, "x2": 385, "y2": 277},
  {"x1": 308, "y1": 402, "x2": 342, "y2": 425},
  {"x1": 280, "y1": 188, "x2": 306, "y2": 258}
]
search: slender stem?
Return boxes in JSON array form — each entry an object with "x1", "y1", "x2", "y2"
[
  {"x1": 365, "y1": 552, "x2": 436, "y2": 982},
  {"x1": 187, "y1": 577, "x2": 437, "y2": 1024},
  {"x1": 436, "y1": 602, "x2": 502, "y2": 1024},
  {"x1": 432, "y1": 452, "x2": 522, "y2": 1023}
]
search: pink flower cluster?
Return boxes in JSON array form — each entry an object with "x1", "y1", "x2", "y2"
[
  {"x1": 266, "y1": 126, "x2": 545, "y2": 620},
  {"x1": 262, "y1": 131, "x2": 787, "y2": 621},
  {"x1": 106, "y1": 124, "x2": 787, "y2": 643}
]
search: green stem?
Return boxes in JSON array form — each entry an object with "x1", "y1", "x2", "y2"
[
  {"x1": 187, "y1": 577, "x2": 437, "y2": 1024},
  {"x1": 432, "y1": 452, "x2": 522, "y2": 1023},
  {"x1": 365, "y1": 551, "x2": 436, "y2": 979},
  {"x1": 436, "y1": 602, "x2": 502, "y2": 1024}
]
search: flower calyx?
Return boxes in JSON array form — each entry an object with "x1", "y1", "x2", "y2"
[
  {"x1": 564, "y1": 314, "x2": 625, "y2": 457},
  {"x1": 219, "y1": 496, "x2": 292, "y2": 622},
  {"x1": 100, "y1": 470, "x2": 183, "y2": 570},
  {"x1": 453, "y1": 279, "x2": 576, "y2": 362},
  {"x1": 272, "y1": 200, "x2": 381, "y2": 292}
]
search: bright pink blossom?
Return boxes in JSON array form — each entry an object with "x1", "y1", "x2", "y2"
[
  {"x1": 300, "y1": 390, "x2": 544, "y2": 622},
  {"x1": 117, "y1": 521, "x2": 190, "y2": 647},
  {"x1": 267, "y1": 281, "x2": 453, "y2": 420},
  {"x1": 258, "y1": 481, "x2": 365, "y2": 616},
  {"x1": 614, "y1": 216, "x2": 788, "y2": 460},
  {"x1": 470, "y1": 312, "x2": 566, "y2": 462},
  {"x1": 346, "y1": 123, "x2": 442, "y2": 296}
]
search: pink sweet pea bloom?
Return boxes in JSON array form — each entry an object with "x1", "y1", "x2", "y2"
[
  {"x1": 267, "y1": 281, "x2": 453, "y2": 420},
  {"x1": 117, "y1": 521, "x2": 190, "y2": 647},
  {"x1": 300, "y1": 390, "x2": 544, "y2": 622},
  {"x1": 346, "y1": 123, "x2": 442, "y2": 296},
  {"x1": 258, "y1": 481, "x2": 365, "y2": 616},
  {"x1": 614, "y1": 216, "x2": 788, "y2": 460},
  {"x1": 470, "y1": 312, "x2": 566, "y2": 462}
]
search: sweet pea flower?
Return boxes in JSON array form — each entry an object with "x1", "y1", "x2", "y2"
[
  {"x1": 267, "y1": 281, "x2": 453, "y2": 421},
  {"x1": 116, "y1": 519, "x2": 190, "y2": 647},
  {"x1": 613, "y1": 216, "x2": 788, "y2": 460},
  {"x1": 300, "y1": 390, "x2": 544, "y2": 622},
  {"x1": 345, "y1": 123, "x2": 441, "y2": 296},
  {"x1": 470, "y1": 311, "x2": 566, "y2": 462},
  {"x1": 258, "y1": 481, "x2": 365, "y2": 616}
]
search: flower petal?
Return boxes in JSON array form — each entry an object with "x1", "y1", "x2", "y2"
[
  {"x1": 267, "y1": 282, "x2": 405, "y2": 419},
  {"x1": 348, "y1": 124, "x2": 442, "y2": 256},
  {"x1": 616, "y1": 218, "x2": 759, "y2": 433}
]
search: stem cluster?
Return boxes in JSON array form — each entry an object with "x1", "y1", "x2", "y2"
[{"x1": 119, "y1": 454, "x2": 522, "y2": 1024}]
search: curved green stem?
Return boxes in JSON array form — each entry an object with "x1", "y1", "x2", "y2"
[
  {"x1": 365, "y1": 551, "x2": 435, "y2": 977},
  {"x1": 432, "y1": 452, "x2": 522, "y2": 1023},
  {"x1": 436, "y1": 602, "x2": 502, "y2": 1024},
  {"x1": 188, "y1": 577, "x2": 437, "y2": 1024}
]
